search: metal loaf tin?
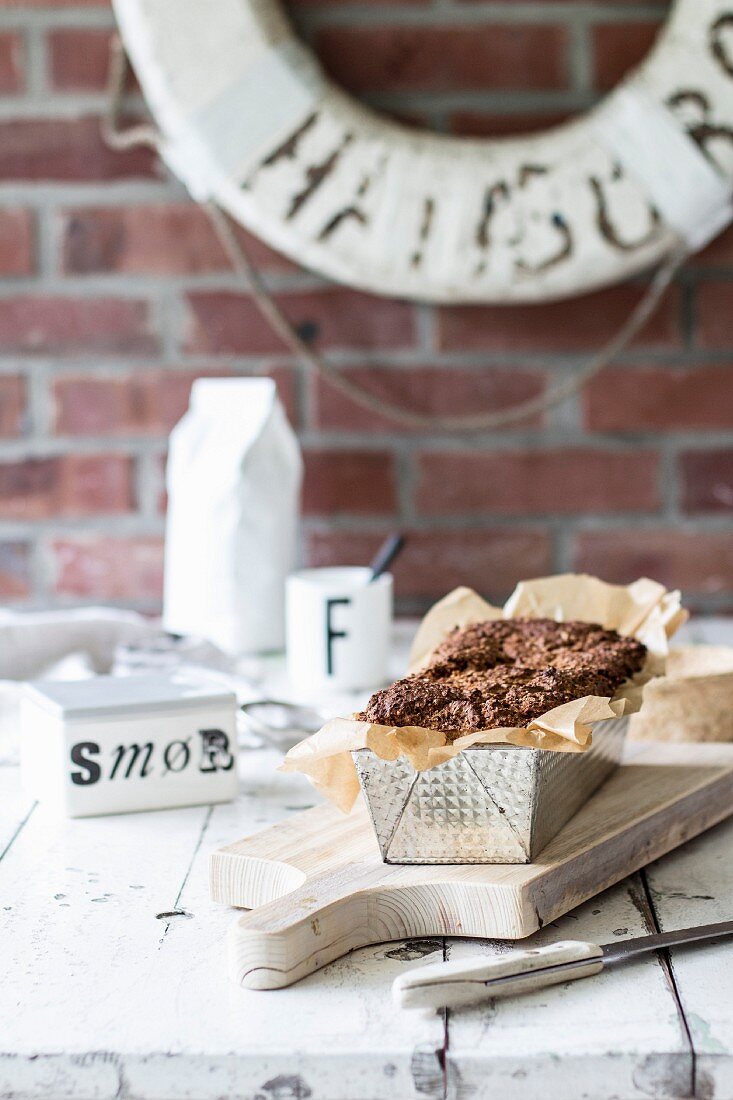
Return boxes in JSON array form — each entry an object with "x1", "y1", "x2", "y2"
[{"x1": 352, "y1": 716, "x2": 628, "y2": 864}]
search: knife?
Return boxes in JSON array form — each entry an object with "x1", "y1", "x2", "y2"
[{"x1": 393, "y1": 920, "x2": 733, "y2": 1011}]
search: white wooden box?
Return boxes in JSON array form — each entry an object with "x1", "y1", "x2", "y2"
[{"x1": 20, "y1": 675, "x2": 239, "y2": 817}]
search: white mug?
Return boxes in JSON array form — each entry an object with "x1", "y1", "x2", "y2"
[{"x1": 286, "y1": 567, "x2": 393, "y2": 693}]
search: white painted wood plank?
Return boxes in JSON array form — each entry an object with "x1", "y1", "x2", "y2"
[
  {"x1": 646, "y1": 816, "x2": 733, "y2": 1100},
  {"x1": 0, "y1": 766, "x2": 34, "y2": 859},
  {"x1": 0, "y1": 786, "x2": 211, "y2": 1100},
  {"x1": 444, "y1": 876, "x2": 692, "y2": 1100},
  {"x1": 118, "y1": 749, "x2": 447, "y2": 1100},
  {"x1": 0, "y1": 750, "x2": 446, "y2": 1100}
]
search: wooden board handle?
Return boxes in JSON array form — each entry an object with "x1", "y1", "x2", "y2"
[
  {"x1": 227, "y1": 879, "x2": 381, "y2": 990},
  {"x1": 393, "y1": 940, "x2": 604, "y2": 1011}
]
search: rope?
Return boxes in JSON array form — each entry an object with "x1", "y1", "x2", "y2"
[
  {"x1": 206, "y1": 204, "x2": 687, "y2": 431},
  {"x1": 103, "y1": 36, "x2": 689, "y2": 433},
  {"x1": 102, "y1": 36, "x2": 159, "y2": 152}
]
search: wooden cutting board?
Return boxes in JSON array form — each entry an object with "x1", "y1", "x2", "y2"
[{"x1": 210, "y1": 742, "x2": 733, "y2": 990}]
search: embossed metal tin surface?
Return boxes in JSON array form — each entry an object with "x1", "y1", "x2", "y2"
[{"x1": 353, "y1": 716, "x2": 628, "y2": 864}]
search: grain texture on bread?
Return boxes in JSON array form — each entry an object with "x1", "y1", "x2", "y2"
[{"x1": 360, "y1": 618, "x2": 646, "y2": 739}]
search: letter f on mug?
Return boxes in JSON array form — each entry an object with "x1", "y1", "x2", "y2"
[
  {"x1": 326, "y1": 597, "x2": 351, "y2": 675},
  {"x1": 287, "y1": 567, "x2": 392, "y2": 693}
]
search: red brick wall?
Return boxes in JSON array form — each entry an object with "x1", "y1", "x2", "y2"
[{"x1": 1, "y1": 0, "x2": 732, "y2": 615}]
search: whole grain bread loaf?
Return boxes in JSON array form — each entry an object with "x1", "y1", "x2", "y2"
[{"x1": 359, "y1": 618, "x2": 646, "y2": 740}]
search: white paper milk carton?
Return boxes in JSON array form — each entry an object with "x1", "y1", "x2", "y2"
[{"x1": 163, "y1": 378, "x2": 302, "y2": 654}]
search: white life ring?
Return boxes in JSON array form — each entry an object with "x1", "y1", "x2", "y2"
[{"x1": 112, "y1": 0, "x2": 733, "y2": 303}]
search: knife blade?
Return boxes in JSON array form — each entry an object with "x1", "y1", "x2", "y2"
[{"x1": 393, "y1": 920, "x2": 733, "y2": 1012}]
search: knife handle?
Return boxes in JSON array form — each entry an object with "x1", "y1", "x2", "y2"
[{"x1": 393, "y1": 940, "x2": 604, "y2": 1011}]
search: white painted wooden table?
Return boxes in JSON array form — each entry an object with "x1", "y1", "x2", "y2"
[{"x1": 1, "y1": 619, "x2": 732, "y2": 1100}]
